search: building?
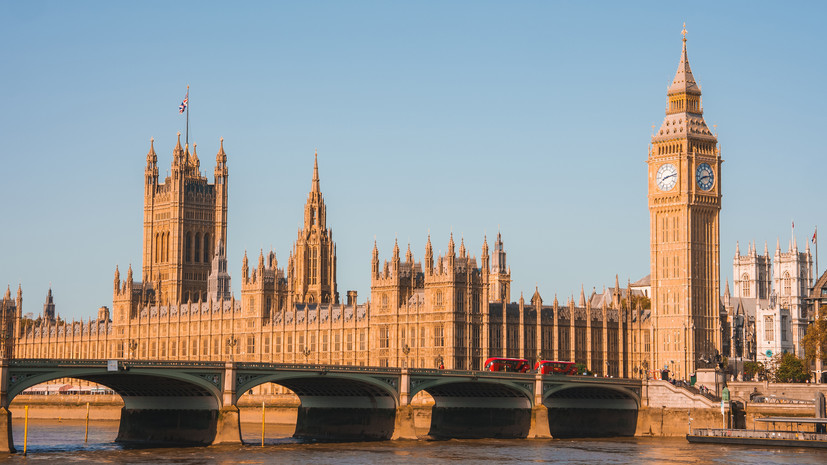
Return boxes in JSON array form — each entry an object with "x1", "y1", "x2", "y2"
[
  {"x1": 11, "y1": 28, "x2": 729, "y2": 382},
  {"x1": 647, "y1": 26, "x2": 722, "y2": 379},
  {"x1": 723, "y1": 237, "x2": 814, "y2": 369}
]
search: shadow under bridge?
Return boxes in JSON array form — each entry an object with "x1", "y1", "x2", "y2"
[
  {"x1": 4, "y1": 360, "x2": 225, "y2": 449},
  {"x1": 234, "y1": 363, "x2": 400, "y2": 441},
  {"x1": 409, "y1": 370, "x2": 534, "y2": 439},
  {"x1": 542, "y1": 379, "x2": 641, "y2": 438}
]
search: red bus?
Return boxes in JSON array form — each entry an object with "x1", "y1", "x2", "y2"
[
  {"x1": 534, "y1": 360, "x2": 578, "y2": 375},
  {"x1": 483, "y1": 357, "x2": 531, "y2": 373}
]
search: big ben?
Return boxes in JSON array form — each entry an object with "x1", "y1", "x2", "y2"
[{"x1": 648, "y1": 26, "x2": 722, "y2": 379}]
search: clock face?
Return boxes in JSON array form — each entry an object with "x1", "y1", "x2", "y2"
[
  {"x1": 656, "y1": 163, "x2": 678, "y2": 191},
  {"x1": 696, "y1": 163, "x2": 714, "y2": 191}
]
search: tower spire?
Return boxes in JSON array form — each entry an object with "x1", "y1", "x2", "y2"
[{"x1": 312, "y1": 149, "x2": 320, "y2": 193}]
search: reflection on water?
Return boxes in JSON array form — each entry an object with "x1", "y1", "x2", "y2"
[{"x1": 0, "y1": 419, "x2": 824, "y2": 464}]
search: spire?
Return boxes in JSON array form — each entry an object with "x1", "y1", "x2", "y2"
[
  {"x1": 216, "y1": 137, "x2": 226, "y2": 164},
  {"x1": 735, "y1": 241, "x2": 740, "y2": 257},
  {"x1": 776, "y1": 237, "x2": 781, "y2": 254},
  {"x1": 392, "y1": 238, "x2": 400, "y2": 260},
  {"x1": 372, "y1": 240, "x2": 379, "y2": 260},
  {"x1": 764, "y1": 241, "x2": 769, "y2": 256},
  {"x1": 669, "y1": 23, "x2": 700, "y2": 96},
  {"x1": 405, "y1": 243, "x2": 413, "y2": 263},
  {"x1": 4, "y1": 286, "x2": 9, "y2": 300},
  {"x1": 482, "y1": 235, "x2": 489, "y2": 256},
  {"x1": 147, "y1": 137, "x2": 157, "y2": 166},
  {"x1": 724, "y1": 279, "x2": 730, "y2": 296},
  {"x1": 448, "y1": 233, "x2": 455, "y2": 256},
  {"x1": 459, "y1": 237, "x2": 466, "y2": 258},
  {"x1": 312, "y1": 149, "x2": 320, "y2": 193},
  {"x1": 579, "y1": 284, "x2": 586, "y2": 307}
]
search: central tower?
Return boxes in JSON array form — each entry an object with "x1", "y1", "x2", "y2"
[
  {"x1": 648, "y1": 27, "x2": 722, "y2": 378},
  {"x1": 289, "y1": 152, "x2": 338, "y2": 305}
]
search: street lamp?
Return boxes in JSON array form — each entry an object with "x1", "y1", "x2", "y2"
[
  {"x1": 129, "y1": 339, "x2": 138, "y2": 359},
  {"x1": 436, "y1": 354, "x2": 444, "y2": 370},
  {"x1": 302, "y1": 347, "x2": 311, "y2": 362},
  {"x1": 226, "y1": 336, "x2": 237, "y2": 362},
  {"x1": 402, "y1": 344, "x2": 410, "y2": 368}
]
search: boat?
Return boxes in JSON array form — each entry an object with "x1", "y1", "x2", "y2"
[{"x1": 687, "y1": 417, "x2": 827, "y2": 448}]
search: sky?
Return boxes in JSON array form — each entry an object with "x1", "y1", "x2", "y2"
[{"x1": 1, "y1": 1, "x2": 825, "y2": 320}]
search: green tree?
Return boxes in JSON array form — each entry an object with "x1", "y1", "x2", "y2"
[
  {"x1": 575, "y1": 363, "x2": 590, "y2": 376},
  {"x1": 743, "y1": 361, "x2": 765, "y2": 381},
  {"x1": 802, "y1": 306, "x2": 827, "y2": 366},
  {"x1": 773, "y1": 352, "x2": 809, "y2": 383}
]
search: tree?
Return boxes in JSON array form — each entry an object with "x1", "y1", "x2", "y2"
[
  {"x1": 575, "y1": 362, "x2": 590, "y2": 376},
  {"x1": 802, "y1": 306, "x2": 827, "y2": 366},
  {"x1": 773, "y1": 352, "x2": 809, "y2": 383},
  {"x1": 743, "y1": 361, "x2": 765, "y2": 381}
]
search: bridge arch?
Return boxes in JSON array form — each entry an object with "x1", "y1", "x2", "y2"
[
  {"x1": 5, "y1": 361, "x2": 227, "y2": 447},
  {"x1": 235, "y1": 370, "x2": 400, "y2": 441},
  {"x1": 541, "y1": 382, "x2": 640, "y2": 437},
  {"x1": 409, "y1": 375, "x2": 534, "y2": 439}
]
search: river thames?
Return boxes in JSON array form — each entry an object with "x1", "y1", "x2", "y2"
[{"x1": 0, "y1": 420, "x2": 824, "y2": 464}]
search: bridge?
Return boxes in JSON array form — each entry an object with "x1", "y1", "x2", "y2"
[{"x1": 0, "y1": 359, "x2": 641, "y2": 452}]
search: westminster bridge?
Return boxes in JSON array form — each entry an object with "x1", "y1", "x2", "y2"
[{"x1": 0, "y1": 359, "x2": 641, "y2": 452}]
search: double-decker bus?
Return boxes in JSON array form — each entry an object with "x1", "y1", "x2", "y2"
[
  {"x1": 483, "y1": 357, "x2": 531, "y2": 373},
  {"x1": 534, "y1": 360, "x2": 578, "y2": 375}
]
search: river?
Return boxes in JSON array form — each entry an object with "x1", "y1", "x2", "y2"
[{"x1": 0, "y1": 419, "x2": 823, "y2": 463}]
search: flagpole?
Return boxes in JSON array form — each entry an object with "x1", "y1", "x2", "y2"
[{"x1": 186, "y1": 84, "x2": 190, "y2": 148}]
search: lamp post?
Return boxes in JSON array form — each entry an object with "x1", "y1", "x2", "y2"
[
  {"x1": 402, "y1": 344, "x2": 410, "y2": 368},
  {"x1": 128, "y1": 339, "x2": 138, "y2": 359},
  {"x1": 226, "y1": 336, "x2": 237, "y2": 362},
  {"x1": 302, "y1": 347, "x2": 311, "y2": 362},
  {"x1": 436, "y1": 354, "x2": 444, "y2": 370}
]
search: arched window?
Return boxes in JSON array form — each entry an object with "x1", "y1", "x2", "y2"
[
  {"x1": 185, "y1": 232, "x2": 192, "y2": 263},
  {"x1": 194, "y1": 233, "x2": 201, "y2": 263},
  {"x1": 155, "y1": 233, "x2": 160, "y2": 263},
  {"x1": 164, "y1": 232, "x2": 170, "y2": 262},
  {"x1": 764, "y1": 315, "x2": 774, "y2": 342},
  {"x1": 435, "y1": 290, "x2": 443, "y2": 307},
  {"x1": 742, "y1": 273, "x2": 750, "y2": 297},
  {"x1": 783, "y1": 272, "x2": 791, "y2": 295},
  {"x1": 204, "y1": 233, "x2": 211, "y2": 262}
]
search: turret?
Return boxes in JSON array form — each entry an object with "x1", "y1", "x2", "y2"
[
  {"x1": 372, "y1": 241, "x2": 380, "y2": 278},
  {"x1": 424, "y1": 235, "x2": 433, "y2": 273}
]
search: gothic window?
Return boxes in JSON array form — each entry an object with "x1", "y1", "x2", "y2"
[
  {"x1": 764, "y1": 315, "x2": 774, "y2": 342},
  {"x1": 382, "y1": 293, "x2": 388, "y2": 309},
  {"x1": 246, "y1": 336, "x2": 255, "y2": 354},
  {"x1": 310, "y1": 334, "x2": 316, "y2": 352},
  {"x1": 347, "y1": 332, "x2": 353, "y2": 351},
  {"x1": 435, "y1": 290, "x2": 443, "y2": 307},
  {"x1": 264, "y1": 336, "x2": 271, "y2": 354},
  {"x1": 195, "y1": 233, "x2": 201, "y2": 263},
  {"x1": 213, "y1": 337, "x2": 220, "y2": 355},
  {"x1": 742, "y1": 274, "x2": 750, "y2": 298},
  {"x1": 434, "y1": 325, "x2": 444, "y2": 347},
  {"x1": 275, "y1": 335, "x2": 282, "y2": 353},
  {"x1": 781, "y1": 316, "x2": 788, "y2": 342},
  {"x1": 379, "y1": 327, "x2": 389, "y2": 348},
  {"x1": 360, "y1": 330, "x2": 366, "y2": 351},
  {"x1": 783, "y1": 272, "x2": 791, "y2": 295},
  {"x1": 322, "y1": 333, "x2": 328, "y2": 352},
  {"x1": 185, "y1": 232, "x2": 192, "y2": 263},
  {"x1": 310, "y1": 247, "x2": 318, "y2": 285},
  {"x1": 204, "y1": 233, "x2": 210, "y2": 262},
  {"x1": 202, "y1": 337, "x2": 208, "y2": 356},
  {"x1": 456, "y1": 291, "x2": 465, "y2": 311},
  {"x1": 334, "y1": 333, "x2": 341, "y2": 351},
  {"x1": 155, "y1": 233, "x2": 161, "y2": 263},
  {"x1": 287, "y1": 334, "x2": 293, "y2": 353},
  {"x1": 419, "y1": 327, "x2": 425, "y2": 348}
]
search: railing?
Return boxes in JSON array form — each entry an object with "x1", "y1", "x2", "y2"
[
  {"x1": 692, "y1": 428, "x2": 827, "y2": 442},
  {"x1": 667, "y1": 379, "x2": 720, "y2": 401}
]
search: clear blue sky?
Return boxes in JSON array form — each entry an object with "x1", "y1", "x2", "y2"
[{"x1": 1, "y1": 1, "x2": 825, "y2": 319}]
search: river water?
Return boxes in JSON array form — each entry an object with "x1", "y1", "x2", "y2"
[{"x1": 0, "y1": 420, "x2": 824, "y2": 464}]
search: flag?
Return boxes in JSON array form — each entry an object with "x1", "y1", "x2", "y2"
[
  {"x1": 178, "y1": 90, "x2": 188, "y2": 114},
  {"x1": 814, "y1": 229, "x2": 818, "y2": 244}
]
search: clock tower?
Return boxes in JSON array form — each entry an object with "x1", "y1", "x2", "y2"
[{"x1": 648, "y1": 26, "x2": 722, "y2": 379}]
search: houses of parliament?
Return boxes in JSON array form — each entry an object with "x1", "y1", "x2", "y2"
[{"x1": 4, "y1": 30, "x2": 736, "y2": 380}]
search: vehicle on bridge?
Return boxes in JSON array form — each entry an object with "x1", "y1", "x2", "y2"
[
  {"x1": 483, "y1": 357, "x2": 530, "y2": 373},
  {"x1": 534, "y1": 360, "x2": 577, "y2": 375}
]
